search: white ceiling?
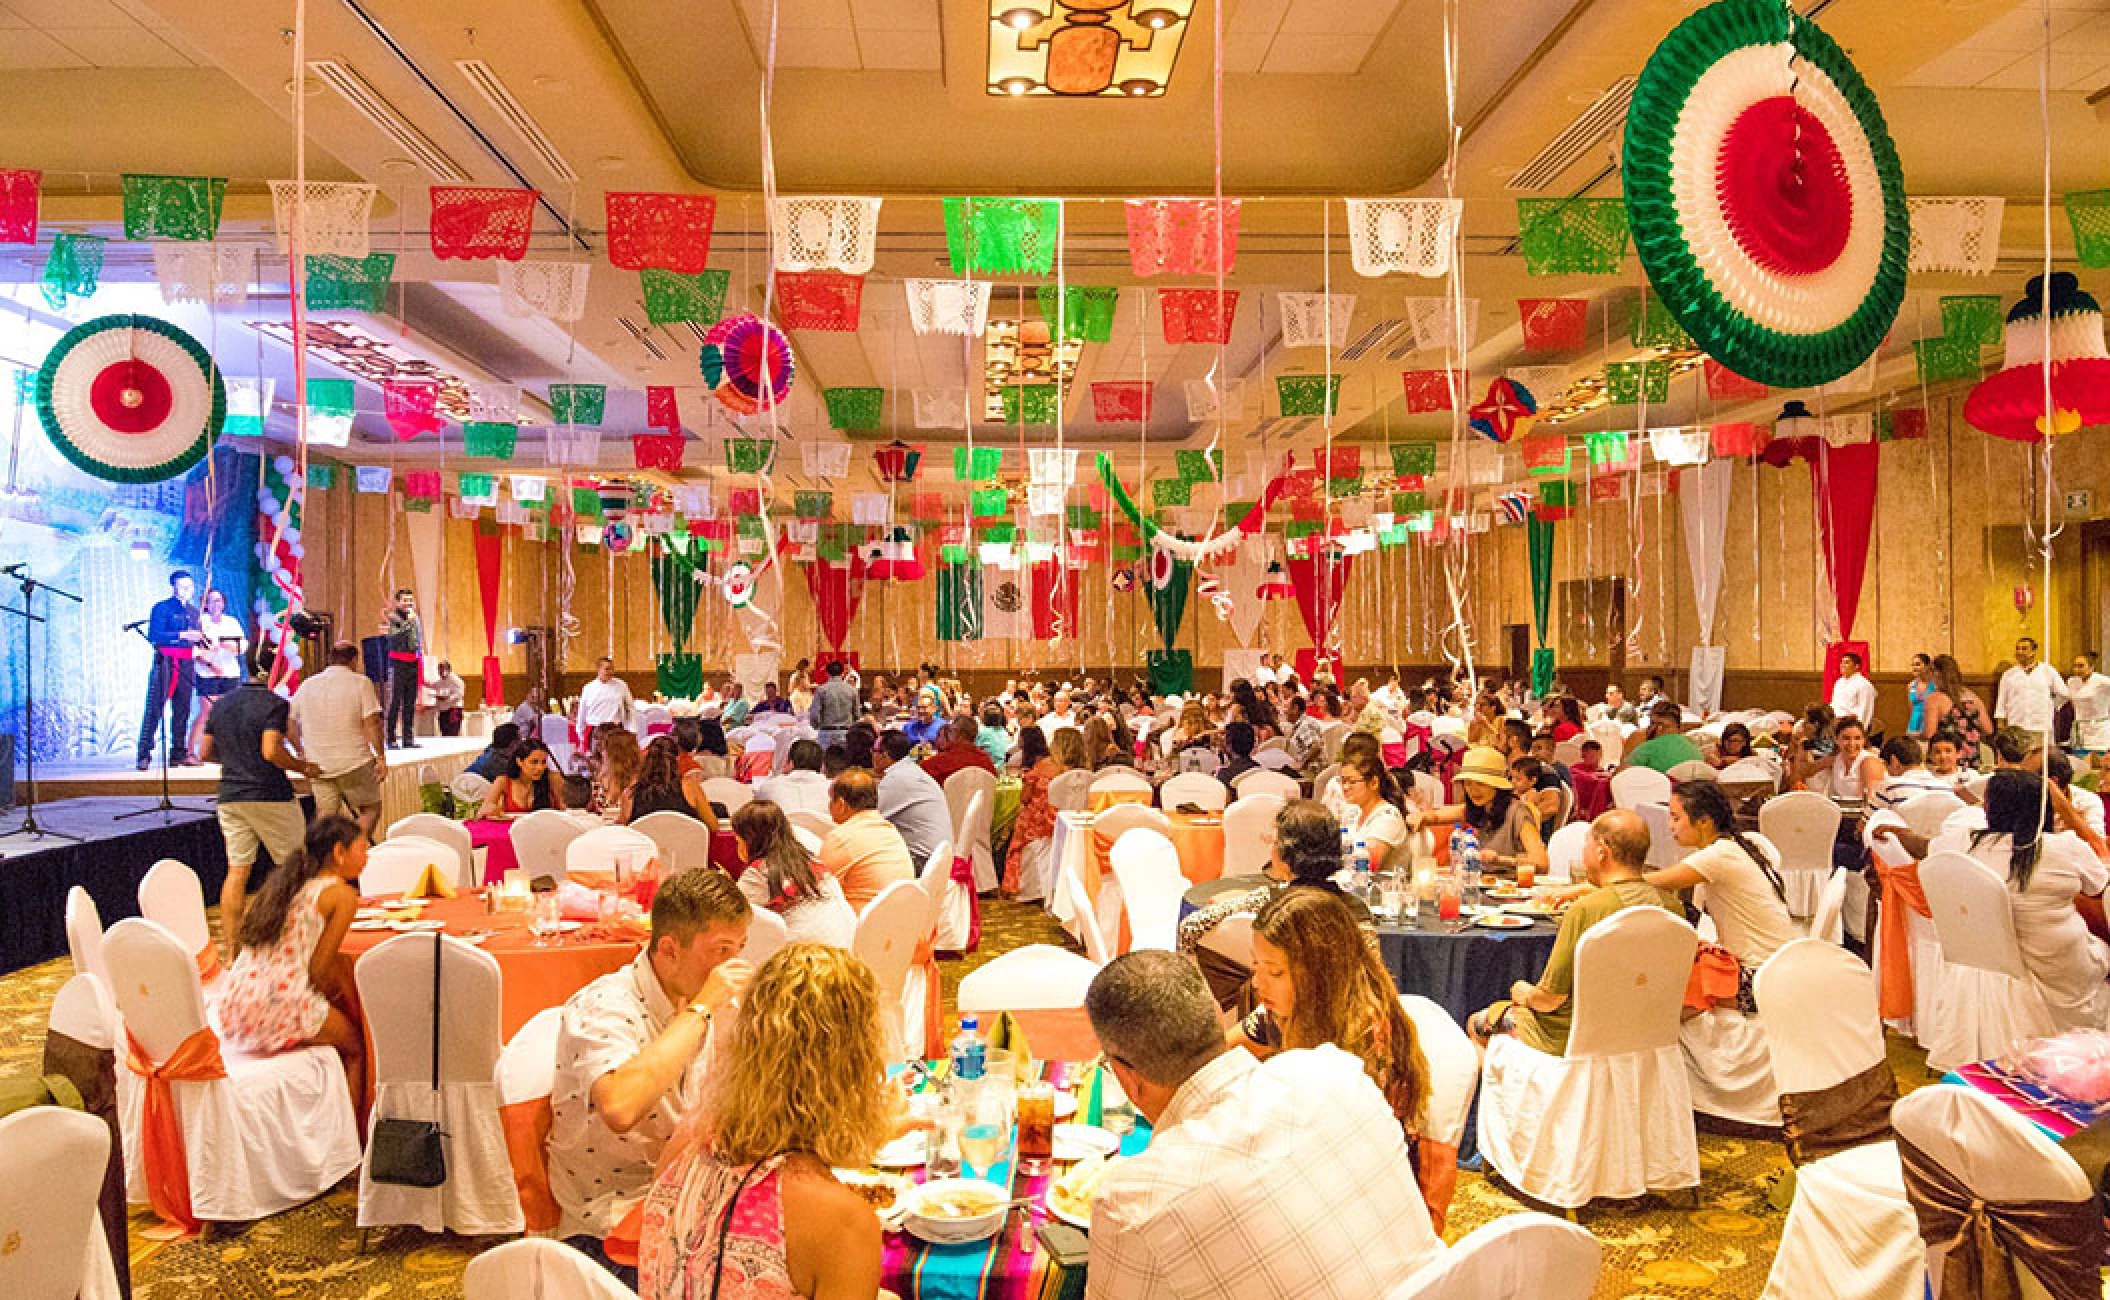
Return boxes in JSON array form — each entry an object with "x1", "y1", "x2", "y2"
[
  {"x1": 0, "y1": 0, "x2": 207, "y2": 70},
  {"x1": 732, "y1": 0, "x2": 944, "y2": 72},
  {"x1": 1225, "y1": 0, "x2": 1407, "y2": 76},
  {"x1": 1903, "y1": 0, "x2": 2110, "y2": 91}
]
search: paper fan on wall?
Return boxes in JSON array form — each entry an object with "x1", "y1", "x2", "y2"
[
  {"x1": 1622, "y1": 0, "x2": 1908, "y2": 389},
  {"x1": 698, "y1": 313, "x2": 795, "y2": 417},
  {"x1": 37, "y1": 314, "x2": 226, "y2": 482}
]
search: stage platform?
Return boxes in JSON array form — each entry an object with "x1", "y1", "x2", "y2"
[
  {"x1": 25, "y1": 733, "x2": 492, "y2": 829},
  {"x1": 0, "y1": 797, "x2": 231, "y2": 974}
]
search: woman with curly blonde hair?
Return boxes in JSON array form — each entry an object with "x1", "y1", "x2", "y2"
[{"x1": 639, "y1": 944, "x2": 894, "y2": 1300}]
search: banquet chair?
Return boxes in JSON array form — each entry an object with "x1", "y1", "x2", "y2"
[
  {"x1": 630, "y1": 810, "x2": 715, "y2": 876},
  {"x1": 494, "y1": 1008, "x2": 563, "y2": 1234},
  {"x1": 741, "y1": 909, "x2": 789, "y2": 966},
  {"x1": 508, "y1": 810, "x2": 586, "y2": 884},
  {"x1": 920, "y1": 836, "x2": 976, "y2": 954},
  {"x1": 1895, "y1": 789, "x2": 1966, "y2": 842},
  {"x1": 1253, "y1": 747, "x2": 1298, "y2": 772},
  {"x1": 1047, "y1": 769, "x2": 1093, "y2": 813},
  {"x1": 1092, "y1": 805, "x2": 1169, "y2": 947},
  {"x1": 1543, "y1": 822, "x2": 1590, "y2": 882},
  {"x1": 1231, "y1": 769, "x2": 1300, "y2": 802},
  {"x1": 65, "y1": 885, "x2": 110, "y2": 987},
  {"x1": 464, "y1": 1237, "x2": 640, "y2": 1300},
  {"x1": 943, "y1": 768, "x2": 1000, "y2": 892},
  {"x1": 1666, "y1": 760, "x2": 1717, "y2": 785},
  {"x1": 1312, "y1": 763, "x2": 1341, "y2": 799},
  {"x1": 1221, "y1": 794, "x2": 1286, "y2": 877},
  {"x1": 1861, "y1": 811, "x2": 1944, "y2": 1040},
  {"x1": 1318, "y1": 720, "x2": 1351, "y2": 765},
  {"x1": 958, "y1": 944, "x2": 1102, "y2": 1062},
  {"x1": 633, "y1": 704, "x2": 673, "y2": 739},
  {"x1": 1108, "y1": 828, "x2": 1186, "y2": 953},
  {"x1": 136, "y1": 860, "x2": 215, "y2": 979},
  {"x1": 1890, "y1": 1085, "x2": 2098, "y2": 1300},
  {"x1": 388, "y1": 814, "x2": 476, "y2": 889},
  {"x1": 1956, "y1": 772, "x2": 1991, "y2": 803},
  {"x1": 1916, "y1": 851, "x2": 2055, "y2": 1072},
  {"x1": 103, "y1": 919, "x2": 362, "y2": 1225},
  {"x1": 1061, "y1": 854, "x2": 1114, "y2": 965},
  {"x1": 790, "y1": 826, "x2": 822, "y2": 859},
  {"x1": 853, "y1": 881, "x2": 938, "y2": 1063},
  {"x1": 1609, "y1": 765, "x2": 1673, "y2": 810},
  {"x1": 734, "y1": 732, "x2": 777, "y2": 783},
  {"x1": 354, "y1": 934, "x2": 522, "y2": 1237},
  {"x1": 1398, "y1": 993, "x2": 1480, "y2": 1234},
  {"x1": 1717, "y1": 757, "x2": 1781, "y2": 797},
  {"x1": 1196, "y1": 912, "x2": 1254, "y2": 971},
  {"x1": 785, "y1": 808, "x2": 835, "y2": 842},
  {"x1": 43, "y1": 974, "x2": 128, "y2": 1299},
  {"x1": 1089, "y1": 767, "x2": 1153, "y2": 798},
  {"x1": 359, "y1": 836, "x2": 456, "y2": 899},
  {"x1": 0, "y1": 1105, "x2": 120, "y2": 1300},
  {"x1": 1160, "y1": 771, "x2": 1228, "y2": 812},
  {"x1": 1807, "y1": 867, "x2": 1849, "y2": 945},
  {"x1": 1552, "y1": 740, "x2": 1585, "y2": 768},
  {"x1": 1758, "y1": 791, "x2": 1843, "y2": 921},
  {"x1": 1386, "y1": 1212, "x2": 1600, "y2": 1300},
  {"x1": 449, "y1": 769, "x2": 493, "y2": 809},
  {"x1": 564, "y1": 825, "x2": 658, "y2": 879},
  {"x1": 1411, "y1": 770, "x2": 1447, "y2": 811},
  {"x1": 1476, "y1": 906, "x2": 1701, "y2": 1209},
  {"x1": 701, "y1": 777, "x2": 752, "y2": 815},
  {"x1": 1635, "y1": 801, "x2": 1682, "y2": 869}
]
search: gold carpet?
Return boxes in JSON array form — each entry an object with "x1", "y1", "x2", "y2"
[{"x1": 0, "y1": 899, "x2": 1939, "y2": 1299}]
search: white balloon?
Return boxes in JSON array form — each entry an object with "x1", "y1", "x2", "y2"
[{"x1": 275, "y1": 455, "x2": 294, "y2": 475}]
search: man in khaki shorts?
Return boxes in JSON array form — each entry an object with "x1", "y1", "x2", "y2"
[
  {"x1": 290, "y1": 641, "x2": 388, "y2": 836},
  {"x1": 200, "y1": 648, "x2": 318, "y2": 950}
]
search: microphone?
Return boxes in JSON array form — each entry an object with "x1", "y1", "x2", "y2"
[
  {"x1": 122, "y1": 619, "x2": 147, "y2": 632},
  {"x1": 0, "y1": 563, "x2": 24, "y2": 576}
]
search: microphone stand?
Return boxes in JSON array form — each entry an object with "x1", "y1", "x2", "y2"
[
  {"x1": 115, "y1": 619, "x2": 214, "y2": 822},
  {"x1": 0, "y1": 567, "x2": 83, "y2": 844}
]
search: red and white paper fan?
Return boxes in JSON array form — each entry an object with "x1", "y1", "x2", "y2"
[{"x1": 37, "y1": 314, "x2": 225, "y2": 483}]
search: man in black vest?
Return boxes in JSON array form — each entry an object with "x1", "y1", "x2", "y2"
[
  {"x1": 382, "y1": 588, "x2": 422, "y2": 750},
  {"x1": 136, "y1": 569, "x2": 203, "y2": 770}
]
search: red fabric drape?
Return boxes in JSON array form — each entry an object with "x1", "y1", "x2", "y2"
[
  {"x1": 1031, "y1": 560, "x2": 1080, "y2": 641},
  {"x1": 1285, "y1": 552, "x2": 1354, "y2": 654},
  {"x1": 802, "y1": 552, "x2": 865, "y2": 653},
  {"x1": 474, "y1": 522, "x2": 505, "y2": 706},
  {"x1": 1814, "y1": 441, "x2": 1880, "y2": 643}
]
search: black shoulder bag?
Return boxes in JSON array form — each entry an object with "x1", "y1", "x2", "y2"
[{"x1": 369, "y1": 933, "x2": 449, "y2": 1187}]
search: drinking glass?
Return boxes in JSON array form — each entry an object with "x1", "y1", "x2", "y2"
[
  {"x1": 530, "y1": 892, "x2": 562, "y2": 946},
  {"x1": 1016, "y1": 1081, "x2": 1056, "y2": 1173},
  {"x1": 923, "y1": 1096, "x2": 964, "y2": 1178},
  {"x1": 1380, "y1": 870, "x2": 1408, "y2": 923}
]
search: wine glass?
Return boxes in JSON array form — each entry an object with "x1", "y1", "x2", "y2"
[{"x1": 530, "y1": 892, "x2": 562, "y2": 947}]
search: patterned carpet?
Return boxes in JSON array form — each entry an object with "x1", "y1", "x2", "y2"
[{"x1": 0, "y1": 899, "x2": 1938, "y2": 1299}]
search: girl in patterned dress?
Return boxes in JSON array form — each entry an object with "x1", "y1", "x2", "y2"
[
  {"x1": 213, "y1": 814, "x2": 365, "y2": 1063},
  {"x1": 640, "y1": 945, "x2": 896, "y2": 1300}
]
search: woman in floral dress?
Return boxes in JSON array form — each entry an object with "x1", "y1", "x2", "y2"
[
  {"x1": 1002, "y1": 725, "x2": 1060, "y2": 895},
  {"x1": 213, "y1": 815, "x2": 365, "y2": 1060}
]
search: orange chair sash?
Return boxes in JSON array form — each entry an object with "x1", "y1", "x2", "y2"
[
  {"x1": 910, "y1": 935, "x2": 945, "y2": 1061},
  {"x1": 1874, "y1": 860, "x2": 1931, "y2": 1021},
  {"x1": 498, "y1": 1096, "x2": 560, "y2": 1233},
  {"x1": 194, "y1": 944, "x2": 222, "y2": 984},
  {"x1": 1683, "y1": 943, "x2": 1742, "y2": 1013},
  {"x1": 124, "y1": 1026, "x2": 228, "y2": 1235}
]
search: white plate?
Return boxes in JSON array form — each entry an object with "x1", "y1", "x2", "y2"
[
  {"x1": 871, "y1": 1132, "x2": 927, "y2": 1169},
  {"x1": 1473, "y1": 913, "x2": 1535, "y2": 930},
  {"x1": 1499, "y1": 902, "x2": 1559, "y2": 918},
  {"x1": 1045, "y1": 1188, "x2": 1092, "y2": 1230},
  {"x1": 1053, "y1": 1091, "x2": 1078, "y2": 1121},
  {"x1": 349, "y1": 919, "x2": 390, "y2": 931},
  {"x1": 388, "y1": 919, "x2": 446, "y2": 932},
  {"x1": 1052, "y1": 1124, "x2": 1119, "y2": 1162}
]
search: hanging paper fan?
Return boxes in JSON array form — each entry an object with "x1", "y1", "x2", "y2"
[
  {"x1": 1622, "y1": 0, "x2": 1907, "y2": 388},
  {"x1": 36, "y1": 314, "x2": 226, "y2": 483},
  {"x1": 698, "y1": 313, "x2": 795, "y2": 417},
  {"x1": 1466, "y1": 376, "x2": 1537, "y2": 443},
  {"x1": 1963, "y1": 273, "x2": 2110, "y2": 443},
  {"x1": 1148, "y1": 548, "x2": 1178, "y2": 591},
  {"x1": 722, "y1": 562, "x2": 757, "y2": 608},
  {"x1": 603, "y1": 520, "x2": 634, "y2": 554},
  {"x1": 1110, "y1": 567, "x2": 1135, "y2": 594}
]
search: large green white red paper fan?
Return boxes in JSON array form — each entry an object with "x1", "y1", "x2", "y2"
[
  {"x1": 37, "y1": 314, "x2": 226, "y2": 483},
  {"x1": 1622, "y1": 0, "x2": 1908, "y2": 389}
]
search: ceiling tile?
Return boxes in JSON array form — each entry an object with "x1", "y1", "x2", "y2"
[
  {"x1": 1900, "y1": 43, "x2": 2022, "y2": 87},
  {"x1": 1259, "y1": 31, "x2": 1370, "y2": 75},
  {"x1": 2056, "y1": 13, "x2": 2110, "y2": 49},
  {"x1": 774, "y1": 27, "x2": 864, "y2": 69},
  {"x1": 1975, "y1": 44, "x2": 2110, "y2": 87},
  {"x1": 742, "y1": 0, "x2": 854, "y2": 29},
  {"x1": 849, "y1": 0, "x2": 937, "y2": 30},
  {"x1": 1228, "y1": 0, "x2": 1292, "y2": 35},
  {"x1": 1222, "y1": 30, "x2": 1272, "y2": 73},
  {"x1": 2062, "y1": 54, "x2": 2110, "y2": 89},
  {"x1": 857, "y1": 27, "x2": 941, "y2": 71},
  {"x1": 48, "y1": 25, "x2": 188, "y2": 67},
  {"x1": 0, "y1": 27, "x2": 86, "y2": 67},
  {"x1": 1957, "y1": 6, "x2": 2091, "y2": 52},
  {"x1": 1282, "y1": 0, "x2": 1399, "y2": 36},
  {"x1": 5, "y1": 0, "x2": 135, "y2": 26},
  {"x1": 0, "y1": 7, "x2": 27, "y2": 30}
]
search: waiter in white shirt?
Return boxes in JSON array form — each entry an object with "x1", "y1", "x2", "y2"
[
  {"x1": 1995, "y1": 636, "x2": 2066, "y2": 753},
  {"x1": 1828, "y1": 651, "x2": 1878, "y2": 729},
  {"x1": 574, "y1": 656, "x2": 636, "y2": 730},
  {"x1": 2069, "y1": 652, "x2": 2110, "y2": 753}
]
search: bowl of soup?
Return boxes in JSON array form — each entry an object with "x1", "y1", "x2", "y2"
[{"x1": 903, "y1": 1178, "x2": 1008, "y2": 1244}]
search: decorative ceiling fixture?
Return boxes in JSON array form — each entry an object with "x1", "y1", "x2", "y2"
[
  {"x1": 247, "y1": 318, "x2": 478, "y2": 420},
  {"x1": 987, "y1": 1, "x2": 1196, "y2": 99},
  {"x1": 983, "y1": 317, "x2": 1083, "y2": 420}
]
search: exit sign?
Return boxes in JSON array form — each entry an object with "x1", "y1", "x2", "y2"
[{"x1": 2068, "y1": 489, "x2": 2094, "y2": 514}]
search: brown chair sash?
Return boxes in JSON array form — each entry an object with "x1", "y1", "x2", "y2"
[
  {"x1": 1779, "y1": 1059, "x2": 1897, "y2": 1167},
  {"x1": 1896, "y1": 1134, "x2": 2105, "y2": 1300},
  {"x1": 43, "y1": 1029, "x2": 130, "y2": 1299},
  {"x1": 2056, "y1": 1117, "x2": 2110, "y2": 1222}
]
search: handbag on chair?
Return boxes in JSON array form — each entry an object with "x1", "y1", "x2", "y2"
[{"x1": 368, "y1": 933, "x2": 448, "y2": 1188}]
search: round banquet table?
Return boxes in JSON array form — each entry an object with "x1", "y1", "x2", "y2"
[
  {"x1": 467, "y1": 813, "x2": 743, "y2": 884},
  {"x1": 1088, "y1": 809, "x2": 1226, "y2": 884}
]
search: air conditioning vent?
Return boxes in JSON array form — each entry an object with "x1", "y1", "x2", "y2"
[
  {"x1": 615, "y1": 315, "x2": 669, "y2": 363},
  {"x1": 1338, "y1": 319, "x2": 1402, "y2": 363},
  {"x1": 307, "y1": 60, "x2": 470, "y2": 182},
  {"x1": 1506, "y1": 76, "x2": 1636, "y2": 192},
  {"x1": 456, "y1": 60, "x2": 579, "y2": 184}
]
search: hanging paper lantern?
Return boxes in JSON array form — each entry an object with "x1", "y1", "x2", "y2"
[
  {"x1": 1148, "y1": 547, "x2": 1178, "y2": 592},
  {"x1": 1467, "y1": 376, "x2": 1537, "y2": 443},
  {"x1": 603, "y1": 520, "x2": 634, "y2": 554},
  {"x1": 36, "y1": 315, "x2": 225, "y2": 483},
  {"x1": 1762, "y1": 399, "x2": 1823, "y2": 466},
  {"x1": 698, "y1": 313, "x2": 795, "y2": 416},
  {"x1": 1258, "y1": 561, "x2": 1295, "y2": 601},
  {"x1": 872, "y1": 439, "x2": 923, "y2": 483},
  {"x1": 1621, "y1": 0, "x2": 1907, "y2": 389},
  {"x1": 1962, "y1": 273, "x2": 2110, "y2": 443}
]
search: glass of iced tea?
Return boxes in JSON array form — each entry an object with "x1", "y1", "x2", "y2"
[{"x1": 1016, "y1": 1080, "x2": 1056, "y2": 1172}]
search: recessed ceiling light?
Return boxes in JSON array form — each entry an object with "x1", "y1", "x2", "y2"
[
  {"x1": 283, "y1": 76, "x2": 325, "y2": 96},
  {"x1": 1001, "y1": 77, "x2": 1032, "y2": 96},
  {"x1": 596, "y1": 155, "x2": 627, "y2": 173},
  {"x1": 997, "y1": 7, "x2": 1040, "y2": 29},
  {"x1": 379, "y1": 157, "x2": 418, "y2": 176}
]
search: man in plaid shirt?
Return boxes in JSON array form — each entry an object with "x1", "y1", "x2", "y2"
[{"x1": 1083, "y1": 951, "x2": 1439, "y2": 1299}]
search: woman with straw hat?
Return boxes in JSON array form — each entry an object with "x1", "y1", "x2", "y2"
[{"x1": 1407, "y1": 746, "x2": 1548, "y2": 874}]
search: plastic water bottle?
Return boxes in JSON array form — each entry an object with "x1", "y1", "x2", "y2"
[
  {"x1": 1451, "y1": 826, "x2": 1483, "y2": 910},
  {"x1": 949, "y1": 1016, "x2": 987, "y2": 1086},
  {"x1": 1351, "y1": 835, "x2": 1374, "y2": 904}
]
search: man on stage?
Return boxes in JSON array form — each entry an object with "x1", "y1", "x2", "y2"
[
  {"x1": 137, "y1": 569, "x2": 203, "y2": 771},
  {"x1": 383, "y1": 588, "x2": 422, "y2": 750}
]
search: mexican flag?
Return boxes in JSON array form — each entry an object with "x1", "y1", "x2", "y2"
[{"x1": 936, "y1": 562, "x2": 982, "y2": 642}]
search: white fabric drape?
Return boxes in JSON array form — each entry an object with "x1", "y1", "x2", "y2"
[{"x1": 1680, "y1": 458, "x2": 1733, "y2": 715}]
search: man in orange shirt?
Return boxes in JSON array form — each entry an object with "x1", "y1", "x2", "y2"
[{"x1": 819, "y1": 768, "x2": 915, "y2": 912}]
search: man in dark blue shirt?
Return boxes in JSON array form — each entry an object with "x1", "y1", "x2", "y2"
[
  {"x1": 137, "y1": 569, "x2": 203, "y2": 770},
  {"x1": 466, "y1": 722, "x2": 522, "y2": 782}
]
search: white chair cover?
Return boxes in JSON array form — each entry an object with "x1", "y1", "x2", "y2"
[
  {"x1": 701, "y1": 777, "x2": 753, "y2": 814},
  {"x1": 1635, "y1": 801, "x2": 1681, "y2": 869},
  {"x1": 1895, "y1": 790, "x2": 1966, "y2": 842},
  {"x1": 1108, "y1": 828, "x2": 1186, "y2": 953},
  {"x1": 355, "y1": 934, "x2": 522, "y2": 1235},
  {"x1": 1807, "y1": 866, "x2": 1849, "y2": 945},
  {"x1": 1231, "y1": 769, "x2": 1301, "y2": 802},
  {"x1": 1717, "y1": 757, "x2": 1781, "y2": 792},
  {"x1": 1917, "y1": 851, "x2": 2056, "y2": 1072},
  {"x1": 853, "y1": 881, "x2": 936, "y2": 1063},
  {"x1": 785, "y1": 808, "x2": 835, "y2": 843},
  {"x1": 1544, "y1": 822, "x2": 1590, "y2": 882},
  {"x1": 508, "y1": 810, "x2": 586, "y2": 883},
  {"x1": 1666, "y1": 760, "x2": 1718, "y2": 784},
  {"x1": 634, "y1": 704, "x2": 673, "y2": 738},
  {"x1": 1047, "y1": 770, "x2": 1093, "y2": 813},
  {"x1": 957, "y1": 944, "x2": 1101, "y2": 1062},
  {"x1": 740, "y1": 909, "x2": 790, "y2": 966},
  {"x1": 1253, "y1": 747, "x2": 1297, "y2": 772},
  {"x1": 0, "y1": 1106, "x2": 120, "y2": 1300},
  {"x1": 1760, "y1": 1139, "x2": 1924, "y2": 1300},
  {"x1": 921, "y1": 831, "x2": 974, "y2": 953},
  {"x1": 943, "y1": 769, "x2": 1000, "y2": 893},
  {"x1": 1400, "y1": 994, "x2": 1479, "y2": 1153},
  {"x1": 1609, "y1": 766, "x2": 1673, "y2": 810},
  {"x1": 1088, "y1": 768, "x2": 1152, "y2": 797},
  {"x1": 1756, "y1": 939, "x2": 1888, "y2": 1096},
  {"x1": 1160, "y1": 772, "x2": 1228, "y2": 812},
  {"x1": 1476, "y1": 907, "x2": 1701, "y2": 1208},
  {"x1": 65, "y1": 886, "x2": 109, "y2": 987},
  {"x1": 1060, "y1": 841, "x2": 1114, "y2": 965},
  {"x1": 565, "y1": 825, "x2": 658, "y2": 877},
  {"x1": 1387, "y1": 1212, "x2": 1600, "y2": 1300},
  {"x1": 1679, "y1": 1006, "x2": 1780, "y2": 1127},
  {"x1": 1759, "y1": 792, "x2": 1843, "y2": 921},
  {"x1": 1861, "y1": 812, "x2": 1946, "y2": 1039},
  {"x1": 1221, "y1": 794, "x2": 1285, "y2": 877},
  {"x1": 450, "y1": 769, "x2": 494, "y2": 807},
  {"x1": 1411, "y1": 770, "x2": 1447, "y2": 811},
  {"x1": 136, "y1": 860, "x2": 212, "y2": 971},
  {"x1": 360, "y1": 836, "x2": 455, "y2": 899},
  {"x1": 629, "y1": 810, "x2": 715, "y2": 876},
  {"x1": 463, "y1": 1237, "x2": 641, "y2": 1300},
  {"x1": 388, "y1": 814, "x2": 476, "y2": 889},
  {"x1": 1196, "y1": 913, "x2": 1254, "y2": 975},
  {"x1": 105, "y1": 919, "x2": 361, "y2": 1223}
]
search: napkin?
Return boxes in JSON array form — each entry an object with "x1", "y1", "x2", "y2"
[
  {"x1": 406, "y1": 863, "x2": 458, "y2": 900},
  {"x1": 556, "y1": 881, "x2": 604, "y2": 921}
]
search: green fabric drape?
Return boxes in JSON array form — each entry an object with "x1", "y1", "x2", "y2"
[
  {"x1": 652, "y1": 537, "x2": 702, "y2": 653},
  {"x1": 1149, "y1": 559, "x2": 1192, "y2": 651},
  {"x1": 1528, "y1": 514, "x2": 1557, "y2": 696}
]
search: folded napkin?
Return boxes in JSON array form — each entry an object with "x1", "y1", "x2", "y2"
[
  {"x1": 406, "y1": 863, "x2": 457, "y2": 900},
  {"x1": 556, "y1": 881, "x2": 605, "y2": 921}
]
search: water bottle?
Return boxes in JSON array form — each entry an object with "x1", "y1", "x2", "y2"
[
  {"x1": 1351, "y1": 835, "x2": 1373, "y2": 904},
  {"x1": 1454, "y1": 826, "x2": 1483, "y2": 909},
  {"x1": 949, "y1": 1015, "x2": 987, "y2": 1086}
]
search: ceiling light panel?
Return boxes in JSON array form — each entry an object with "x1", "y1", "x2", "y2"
[{"x1": 988, "y1": 1, "x2": 1196, "y2": 98}]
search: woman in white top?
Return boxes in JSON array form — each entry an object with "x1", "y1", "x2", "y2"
[
  {"x1": 1335, "y1": 751, "x2": 1410, "y2": 870},
  {"x1": 731, "y1": 799, "x2": 855, "y2": 949},
  {"x1": 1804, "y1": 715, "x2": 1885, "y2": 801},
  {"x1": 1645, "y1": 783, "x2": 1800, "y2": 988},
  {"x1": 188, "y1": 586, "x2": 248, "y2": 756},
  {"x1": 1933, "y1": 770, "x2": 2110, "y2": 1032}
]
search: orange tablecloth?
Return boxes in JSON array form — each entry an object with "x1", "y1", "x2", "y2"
[
  {"x1": 337, "y1": 892, "x2": 643, "y2": 1038},
  {"x1": 1087, "y1": 787, "x2": 1154, "y2": 814},
  {"x1": 1086, "y1": 810, "x2": 1226, "y2": 885}
]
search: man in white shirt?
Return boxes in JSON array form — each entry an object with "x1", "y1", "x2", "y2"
[
  {"x1": 1995, "y1": 636, "x2": 2066, "y2": 753},
  {"x1": 755, "y1": 738, "x2": 830, "y2": 817},
  {"x1": 1039, "y1": 689, "x2": 1079, "y2": 739},
  {"x1": 575, "y1": 656, "x2": 635, "y2": 731},
  {"x1": 1083, "y1": 951, "x2": 1437, "y2": 1300},
  {"x1": 2069, "y1": 652, "x2": 2110, "y2": 753},
  {"x1": 1869, "y1": 735, "x2": 1954, "y2": 811},
  {"x1": 1828, "y1": 651, "x2": 1878, "y2": 731},
  {"x1": 549, "y1": 870, "x2": 752, "y2": 1264},
  {"x1": 287, "y1": 640, "x2": 386, "y2": 835},
  {"x1": 429, "y1": 659, "x2": 467, "y2": 735}
]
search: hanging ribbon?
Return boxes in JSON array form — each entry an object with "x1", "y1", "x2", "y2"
[
  {"x1": 127, "y1": 1026, "x2": 229, "y2": 1235},
  {"x1": 802, "y1": 549, "x2": 866, "y2": 654},
  {"x1": 1679, "y1": 458, "x2": 1734, "y2": 714},
  {"x1": 1285, "y1": 552, "x2": 1353, "y2": 683},
  {"x1": 1095, "y1": 453, "x2": 1292, "y2": 562}
]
